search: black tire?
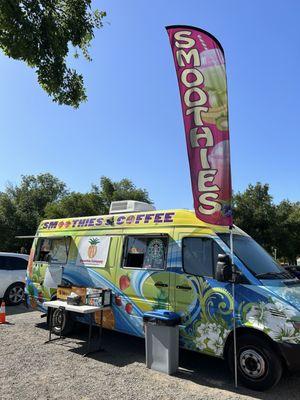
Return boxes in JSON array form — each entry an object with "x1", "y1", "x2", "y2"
[
  {"x1": 47, "y1": 308, "x2": 74, "y2": 336},
  {"x1": 227, "y1": 333, "x2": 283, "y2": 391},
  {"x1": 4, "y1": 282, "x2": 24, "y2": 305}
]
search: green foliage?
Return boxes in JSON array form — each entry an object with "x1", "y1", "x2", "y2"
[
  {"x1": 45, "y1": 176, "x2": 151, "y2": 218},
  {"x1": 233, "y1": 182, "x2": 300, "y2": 263},
  {"x1": 44, "y1": 191, "x2": 105, "y2": 218},
  {"x1": 0, "y1": 173, "x2": 152, "y2": 252},
  {"x1": 98, "y1": 176, "x2": 152, "y2": 212},
  {"x1": 233, "y1": 183, "x2": 276, "y2": 251},
  {"x1": 0, "y1": 173, "x2": 66, "y2": 251},
  {"x1": 0, "y1": 1, "x2": 106, "y2": 107},
  {"x1": 275, "y1": 200, "x2": 300, "y2": 262}
]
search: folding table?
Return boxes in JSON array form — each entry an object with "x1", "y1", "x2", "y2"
[{"x1": 44, "y1": 300, "x2": 109, "y2": 356}]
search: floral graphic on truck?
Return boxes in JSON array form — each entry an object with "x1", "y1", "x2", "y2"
[
  {"x1": 195, "y1": 322, "x2": 230, "y2": 355},
  {"x1": 177, "y1": 275, "x2": 300, "y2": 357},
  {"x1": 244, "y1": 300, "x2": 300, "y2": 344},
  {"x1": 177, "y1": 276, "x2": 234, "y2": 356}
]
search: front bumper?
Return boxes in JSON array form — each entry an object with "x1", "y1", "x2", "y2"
[{"x1": 277, "y1": 342, "x2": 300, "y2": 372}]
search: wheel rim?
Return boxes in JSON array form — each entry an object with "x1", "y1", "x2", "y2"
[
  {"x1": 52, "y1": 309, "x2": 65, "y2": 332},
  {"x1": 9, "y1": 286, "x2": 24, "y2": 304},
  {"x1": 239, "y1": 349, "x2": 266, "y2": 379}
]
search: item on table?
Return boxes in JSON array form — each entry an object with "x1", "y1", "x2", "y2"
[
  {"x1": 66, "y1": 292, "x2": 81, "y2": 306},
  {"x1": 85, "y1": 287, "x2": 112, "y2": 307},
  {"x1": 57, "y1": 285, "x2": 87, "y2": 303},
  {"x1": 57, "y1": 286, "x2": 72, "y2": 300}
]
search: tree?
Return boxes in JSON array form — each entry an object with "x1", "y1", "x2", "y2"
[
  {"x1": 233, "y1": 183, "x2": 277, "y2": 252},
  {"x1": 0, "y1": 173, "x2": 152, "y2": 252},
  {"x1": 0, "y1": 1, "x2": 106, "y2": 107},
  {"x1": 45, "y1": 177, "x2": 152, "y2": 218},
  {"x1": 275, "y1": 200, "x2": 300, "y2": 263},
  {"x1": 98, "y1": 176, "x2": 152, "y2": 212},
  {"x1": 0, "y1": 191, "x2": 18, "y2": 251},
  {"x1": 45, "y1": 191, "x2": 105, "y2": 218},
  {"x1": 233, "y1": 183, "x2": 300, "y2": 263},
  {"x1": 0, "y1": 173, "x2": 66, "y2": 251}
]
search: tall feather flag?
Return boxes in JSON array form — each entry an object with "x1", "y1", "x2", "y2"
[{"x1": 166, "y1": 25, "x2": 232, "y2": 226}]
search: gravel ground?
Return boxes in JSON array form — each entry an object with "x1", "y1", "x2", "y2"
[{"x1": 1, "y1": 306, "x2": 300, "y2": 400}]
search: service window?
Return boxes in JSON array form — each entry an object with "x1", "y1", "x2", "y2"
[
  {"x1": 183, "y1": 237, "x2": 223, "y2": 277},
  {"x1": 35, "y1": 237, "x2": 71, "y2": 264},
  {"x1": 123, "y1": 236, "x2": 168, "y2": 270}
]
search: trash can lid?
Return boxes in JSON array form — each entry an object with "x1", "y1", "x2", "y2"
[{"x1": 143, "y1": 309, "x2": 180, "y2": 322}]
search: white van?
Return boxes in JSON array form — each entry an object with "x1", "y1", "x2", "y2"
[{"x1": 0, "y1": 252, "x2": 28, "y2": 305}]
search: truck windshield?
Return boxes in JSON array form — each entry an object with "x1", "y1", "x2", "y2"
[{"x1": 218, "y1": 234, "x2": 294, "y2": 280}]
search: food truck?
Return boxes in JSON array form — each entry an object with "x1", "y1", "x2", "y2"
[{"x1": 26, "y1": 201, "x2": 300, "y2": 390}]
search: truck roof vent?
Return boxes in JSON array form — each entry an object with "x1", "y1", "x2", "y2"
[{"x1": 109, "y1": 200, "x2": 156, "y2": 214}]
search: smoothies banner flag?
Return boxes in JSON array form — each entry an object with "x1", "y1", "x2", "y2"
[{"x1": 166, "y1": 25, "x2": 232, "y2": 226}]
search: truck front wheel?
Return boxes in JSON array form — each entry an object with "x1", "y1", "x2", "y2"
[{"x1": 227, "y1": 333, "x2": 283, "y2": 391}]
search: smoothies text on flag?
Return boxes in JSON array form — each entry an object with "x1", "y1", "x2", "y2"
[{"x1": 166, "y1": 25, "x2": 232, "y2": 226}]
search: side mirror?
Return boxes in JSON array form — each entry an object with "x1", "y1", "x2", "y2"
[{"x1": 215, "y1": 254, "x2": 233, "y2": 282}]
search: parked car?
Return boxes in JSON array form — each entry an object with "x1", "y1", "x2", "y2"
[{"x1": 0, "y1": 252, "x2": 29, "y2": 305}]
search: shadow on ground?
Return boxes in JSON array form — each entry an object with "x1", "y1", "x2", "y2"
[
  {"x1": 34, "y1": 321, "x2": 300, "y2": 398},
  {"x1": 6, "y1": 304, "x2": 35, "y2": 316}
]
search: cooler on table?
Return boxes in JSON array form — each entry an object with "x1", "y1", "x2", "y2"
[{"x1": 143, "y1": 310, "x2": 181, "y2": 375}]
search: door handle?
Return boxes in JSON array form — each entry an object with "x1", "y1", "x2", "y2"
[
  {"x1": 154, "y1": 282, "x2": 168, "y2": 288},
  {"x1": 176, "y1": 285, "x2": 192, "y2": 290}
]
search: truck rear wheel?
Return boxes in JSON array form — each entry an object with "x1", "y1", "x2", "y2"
[
  {"x1": 48, "y1": 308, "x2": 74, "y2": 336},
  {"x1": 227, "y1": 333, "x2": 283, "y2": 391}
]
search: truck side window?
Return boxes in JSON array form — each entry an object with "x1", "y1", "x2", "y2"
[
  {"x1": 123, "y1": 236, "x2": 168, "y2": 270},
  {"x1": 183, "y1": 237, "x2": 222, "y2": 277},
  {"x1": 35, "y1": 237, "x2": 70, "y2": 264}
]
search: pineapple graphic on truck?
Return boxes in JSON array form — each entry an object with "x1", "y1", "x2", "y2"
[
  {"x1": 76, "y1": 236, "x2": 110, "y2": 267},
  {"x1": 87, "y1": 238, "x2": 100, "y2": 259}
]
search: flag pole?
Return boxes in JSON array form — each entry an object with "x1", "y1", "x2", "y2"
[
  {"x1": 165, "y1": 24, "x2": 236, "y2": 385},
  {"x1": 230, "y1": 225, "x2": 238, "y2": 388}
]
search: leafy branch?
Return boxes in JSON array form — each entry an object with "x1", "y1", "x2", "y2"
[{"x1": 0, "y1": 1, "x2": 106, "y2": 107}]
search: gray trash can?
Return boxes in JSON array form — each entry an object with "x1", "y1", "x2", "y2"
[{"x1": 143, "y1": 310, "x2": 181, "y2": 375}]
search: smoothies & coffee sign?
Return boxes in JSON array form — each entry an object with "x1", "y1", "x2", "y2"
[
  {"x1": 166, "y1": 25, "x2": 232, "y2": 226},
  {"x1": 40, "y1": 212, "x2": 176, "y2": 230}
]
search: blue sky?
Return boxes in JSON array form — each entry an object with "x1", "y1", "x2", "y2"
[{"x1": 1, "y1": 0, "x2": 299, "y2": 209}]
